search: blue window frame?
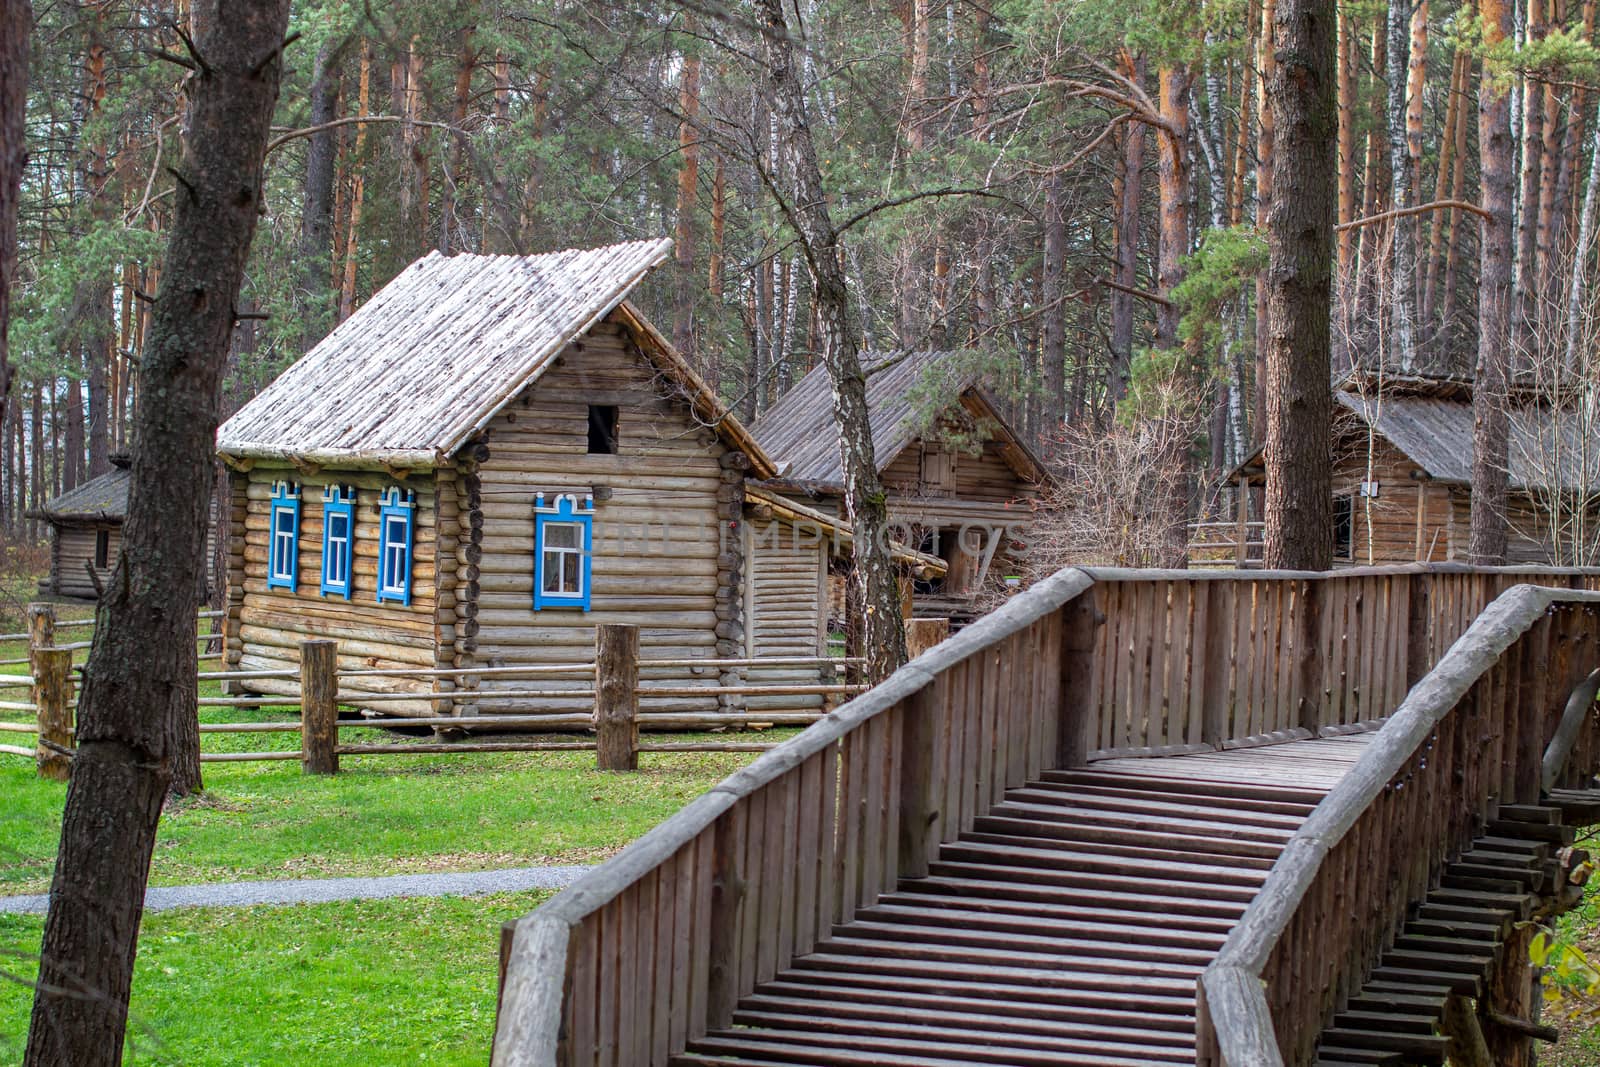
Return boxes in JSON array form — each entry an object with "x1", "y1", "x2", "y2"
[
  {"x1": 320, "y1": 485, "x2": 356, "y2": 599},
  {"x1": 534, "y1": 492, "x2": 594, "y2": 611},
  {"x1": 267, "y1": 481, "x2": 301, "y2": 591},
  {"x1": 377, "y1": 486, "x2": 415, "y2": 606}
]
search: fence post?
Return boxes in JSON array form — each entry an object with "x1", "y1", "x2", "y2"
[
  {"x1": 27, "y1": 601, "x2": 55, "y2": 650},
  {"x1": 32, "y1": 648, "x2": 73, "y2": 781},
  {"x1": 905, "y1": 617, "x2": 948, "y2": 660},
  {"x1": 300, "y1": 639, "x2": 339, "y2": 775},
  {"x1": 595, "y1": 623, "x2": 638, "y2": 771},
  {"x1": 1056, "y1": 591, "x2": 1103, "y2": 768}
]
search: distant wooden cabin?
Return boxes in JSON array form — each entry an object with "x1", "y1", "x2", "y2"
[
  {"x1": 215, "y1": 240, "x2": 939, "y2": 720},
  {"x1": 31, "y1": 453, "x2": 218, "y2": 599},
  {"x1": 1224, "y1": 373, "x2": 1600, "y2": 566},
  {"x1": 751, "y1": 350, "x2": 1047, "y2": 617}
]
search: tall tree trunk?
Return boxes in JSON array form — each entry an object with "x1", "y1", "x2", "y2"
[
  {"x1": 1513, "y1": 0, "x2": 1546, "y2": 365},
  {"x1": 1440, "y1": 40, "x2": 1473, "y2": 352},
  {"x1": 1473, "y1": 0, "x2": 1515, "y2": 563},
  {"x1": 1423, "y1": 47, "x2": 1467, "y2": 326},
  {"x1": 24, "y1": 2, "x2": 291, "y2": 1063},
  {"x1": 299, "y1": 39, "x2": 346, "y2": 351},
  {"x1": 1157, "y1": 65, "x2": 1194, "y2": 566},
  {"x1": 439, "y1": 22, "x2": 474, "y2": 253},
  {"x1": 1385, "y1": 0, "x2": 1420, "y2": 370},
  {"x1": 752, "y1": 0, "x2": 908, "y2": 681},
  {"x1": 674, "y1": 34, "x2": 702, "y2": 359},
  {"x1": 0, "y1": 0, "x2": 28, "y2": 437},
  {"x1": 1564, "y1": 98, "x2": 1600, "y2": 369},
  {"x1": 1356, "y1": 19, "x2": 1389, "y2": 335},
  {"x1": 1041, "y1": 171, "x2": 1066, "y2": 442},
  {"x1": 338, "y1": 44, "x2": 371, "y2": 322},
  {"x1": 1110, "y1": 54, "x2": 1145, "y2": 402},
  {"x1": 1264, "y1": 0, "x2": 1336, "y2": 570},
  {"x1": 1254, "y1": 0, "x2": 1276, "y2": 426}
]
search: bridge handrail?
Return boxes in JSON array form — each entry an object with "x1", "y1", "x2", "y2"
[
  {"x1": 1201, "y1": 583, "x2": 1600, "y2": 1067},
  {"x1": 493, "y1": 563, "x2": 1600, "y2": 1067}
]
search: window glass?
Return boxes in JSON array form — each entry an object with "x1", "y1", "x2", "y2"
[{"x1": 1333, "y1": 495, "x2": 1354, "y2": 560}]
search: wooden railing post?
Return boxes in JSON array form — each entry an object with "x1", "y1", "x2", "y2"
[
  {"x1": 1406, "y1": 570, "x2": 1433, "y2": 687},
  {"x1": 32, "y1": 648, "x2": 73, "y2": 781},
  {"x1": 898, "y1": 680, "x2": 942, "y2": 879},
  {"x1": 595, "y1": 623, "x2": 639, "y2": 771},
  {"x1": 705, "y1": 803, "x2": 747, "y2": 1032},
  {"x1": 300, "y1": 639, "x2": 339, "y2": 775},
  {"x1": 905, "y1": 617, "x2": 948, "y2": 660},
  {"x1": 1296, "y1": 578, "x2": 1326, "y2": 733},
  {"x1": 1056, "y1": 592, "x2": 1102, "y2": 768}
]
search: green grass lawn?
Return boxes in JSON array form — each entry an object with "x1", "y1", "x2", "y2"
[{"x1": 0, "y1": 891, "x2": 549, "y2": 1065}]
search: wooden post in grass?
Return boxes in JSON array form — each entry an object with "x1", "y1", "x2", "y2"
[
  {"x1": 300, "y1": 639, "x2": 339, "y2": 774},
  {"x1": 32, "y1": 648, "x2": 73, "y2": 781},
  {"x1": 905, "y1": 618, "x2": 948, "y2": 660},
  {"x1": 27, "y1": 601, "x2": 54, "y2": 650},
  {"x1": 595, "y1": 623, "x2": 639, "y2": 771}
]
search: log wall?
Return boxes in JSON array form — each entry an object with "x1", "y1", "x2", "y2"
[
  {"x1": 743, "y1": 512, "x2": 828, "y2": 708},
  {"x1": 1332, "y1": 437, "x2": 1454, "y2": 564},
  {"x1": 47, "y1": 522, "x2": 122, "y2": 599},
  {"x1": 225, "y1": 466, "x2": 440, "y2": 714},
  {"x1": 470, "y1": 318, "x2": 742, "y2": 715}
]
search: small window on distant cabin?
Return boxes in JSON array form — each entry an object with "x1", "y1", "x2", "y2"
[
  {"x1": 587, "y1": 405, "x2": 619, "y2": 454},
  {"x1": 267, "y1": 481, "x2": 302, "y2": 591},
  {"x1": 94, "y1": 528, "x2": 109, "y2": 570},
  {"x1": 1333, "y1": 494, "x2": 1354, "y2": 561},
  {"x1": 377, "y1": 486, "x2": 415, "y2": 606},
  {"x1": 534, "y1": 492, "x2": 594, "y2": 611},
  {"x1": 320, "y1": 486, "x2": 356, "y2": 600}
]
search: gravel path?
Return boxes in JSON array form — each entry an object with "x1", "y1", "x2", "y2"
[{"x1": 0, "y1": 864, "x2": 591, "y2": 915}]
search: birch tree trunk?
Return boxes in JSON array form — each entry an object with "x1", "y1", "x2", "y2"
[
  {"x1": 1385, "y1": 0, "x2": 1419, "y2": 370},
  {"x1": 1473, "y1": 0, "x2": 1516, "y2": 563},
  {"x1": 753, "y1": 0, "x2": 908, "y2": 680},
  {"x1": 1264, "y1": 0, "x2": 1335, "y2": 570},
  {"x1": 24, "y1": 2, "x2": 292, "y2": 1063}
]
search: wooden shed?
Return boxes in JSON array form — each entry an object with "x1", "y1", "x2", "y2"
[
  {"x1": 215, "y1": 240, "x2": 943, "y2": 721},
  {"x1": 1225, "y1": 373, "x2": 1600, "y2": 566},
  {"x1": 30, "y1": 453, "x2": 218, "y2": 599},
  {"x1": 751, "y1": 350, "x2": 1047, "y2": 618}
]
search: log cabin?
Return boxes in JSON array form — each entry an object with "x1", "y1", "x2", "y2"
[
  {"x1": 215, "y1": 240, "x2": 941, "y2": 720},
  {"x1": 31, "y1": 453, "x2": 218, "y2": 599},
  {"x1": 750, "y1": 349, "x2": 1047, "y2": 619},
  {"x1": 1221, "y1": 372, "x2": 1600, "y2": 566}
]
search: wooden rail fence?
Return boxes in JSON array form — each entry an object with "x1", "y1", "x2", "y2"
[
  {"x1": 490, "y1": 562, "x2": 1600, "y2": 1067},
  {"x1": 0, "y1": 603, "x2": 905, "y2": 778}
]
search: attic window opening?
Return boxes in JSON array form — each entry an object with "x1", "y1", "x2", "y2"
[
  {"x1": 1333, "y1": 494, "x2": 1354, "y2": 562},
  {"x1": 94, "y1": 529, "x2": 109, "y2": 570},
  {"x1": 588, "y1": 405, "x2": 618, "y2": 454}
]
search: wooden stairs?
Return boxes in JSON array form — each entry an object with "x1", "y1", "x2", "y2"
[
  {"x1": 1313, "y1": 796, "x2": 1595, "y2": 1067},
  {"x1": 670, "y1": 735, "x2": 1374, "y2": 1067}
]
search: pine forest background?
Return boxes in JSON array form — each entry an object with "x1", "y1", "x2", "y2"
[{"x1": 5, "y1": 0, "x2": 1600, "y2": 569}]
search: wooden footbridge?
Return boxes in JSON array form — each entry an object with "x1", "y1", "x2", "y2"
[{"x1": 492, "y1": 564, "x2": 1600, "y2": 1067}]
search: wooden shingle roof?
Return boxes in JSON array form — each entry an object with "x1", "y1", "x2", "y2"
[
  {"x1": 750, "y1": 350, "x2": 1046, "y2": 486},
  {"x1": 1335, "y1": 391, "x2": 1600, "y2": 491},
  {"x1": 31, "y1": 465, "x2": 129, "y2": 523},
  {"x1": 217, "y1": 240, "x2": 771, "y2": 473}
]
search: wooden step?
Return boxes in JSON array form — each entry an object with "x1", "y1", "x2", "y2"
[
  {"x1": 971, "y1": 812, "x2": 1282, "y2": 862},
  {"x1": 727, "y1": 1008, "x2": 1196, "y2": 1063},
  {"x1": 1004, "y1": 787, "x2": 1307, "y2": 832},
  {"x1": 937, "y1": 838, "x2": 1270, "y2": 888},
  {"x1": 858, "y1": 901, "x2": 1228, "y2": 951},
  {"x1": 752, "y1": 978, "x2": 1197, "y2": 1033},
  {"x1": 1333, "y1": 1009, "x2": 1440, "y2": 1034},
  {"x1": 895, "y1": 874, "x2": 1248, "y2": 921},
  {"x1": 1033, "y1": 771, "x2": 1324, "y2": 811},
  {"x1": 1319, "y1": 1026, "x2": 1446, "y2": 1064},
  {"x1": 1367, "y1": 966, "x2": 1481, "y2": 997},
  {"x1": 925, "y1": 859, "x2": 1260, "y2": 905},
  {"x1": 791, "y1": 951, "x2": 1199, "y2": 998},
  {"x1": 835, "y1": 918, "x2": 1218, "y2": 968},
  {"x1": 811, "y1": 935, "x2": 1206, "y2": 980},
  {"x1": 989, "y1": 798, "x2": 1294, "y2": 845},
  {"x1": 687, "y1": 1027, "x2": 1169, "y2": 1066},
  {"x1": 768, "y1": 967, "x2": 1197, "y2": 1018},
  {"x1": 878, "y1": 887, "x2": 1237, "y2": 934},
  {"x1": 1488, "y1": 818, "x2": 1574, "y2": 844}
]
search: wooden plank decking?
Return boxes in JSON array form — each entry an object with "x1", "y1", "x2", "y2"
[{"x1": 672, "y1": 734, "x2": 1376, "y2": 1067}]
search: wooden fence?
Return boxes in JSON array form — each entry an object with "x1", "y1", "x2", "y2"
[
  {"x1": 0, "y1": 606, "x2": 938, "y2": 777},
  {"x1": 490, "y1": 562, "x2": 1600, "y2": 1067}
]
